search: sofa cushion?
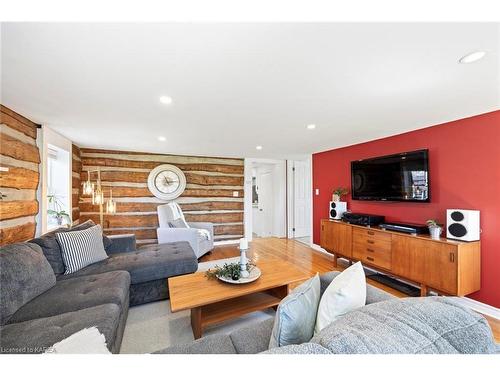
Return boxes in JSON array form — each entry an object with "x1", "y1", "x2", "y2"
[
  {"x1": 264, "y1": 342, "x2": 332, "y2": 354},
  {"x1": 310, "y1": 297, "x2": 498, "y2": 354},
  {"x1": 29, "y1": 220, "x2": 112, "y2": 275},
  {"x1": 0, "y1": 243, "x2": 56, "y2": 325},
  {"x1": 230, "y1": 317, "x2": 274, "y2": 354},
  {"x1": 8, "y1": 271, "x2": 130, "y2": 324},
  {"x1": 57, "y1": 241, "x2": 198, "y2": 284},
  {"x1": 0, "y1": 304, "x2": 121, "y2": 354},
  {"x1": 57, "y1": 224, "x2": 109, "y2": 275}
]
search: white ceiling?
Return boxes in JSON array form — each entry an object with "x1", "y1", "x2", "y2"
[{"x1": 1, "y1": 23, "x2": 499, "y2": 159}]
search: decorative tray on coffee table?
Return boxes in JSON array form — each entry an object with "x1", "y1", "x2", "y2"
[{"x1": 217, "y1": 266, "x2": 262, "y2": 284}]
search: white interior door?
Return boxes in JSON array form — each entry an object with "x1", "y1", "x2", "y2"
[
  {"x1": 293, "y1": 160, "x2": 311, "y2": 238},
  {"x1": 258, "y1": 171, "x2": 274, "y2": 237}
]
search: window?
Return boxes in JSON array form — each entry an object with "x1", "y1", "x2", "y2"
[
  {"x1": 47, "y1": 145, "x2": 70, "y2": 230},
  {"x1": 40, "y1": 126, "x2": 73, "y2": 234}
]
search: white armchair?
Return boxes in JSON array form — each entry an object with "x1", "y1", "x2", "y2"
[{"x1": 156, "y1": 202, "x2": 214, "y2": 259}]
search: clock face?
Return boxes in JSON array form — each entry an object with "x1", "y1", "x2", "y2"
[
  {"x1": 155, "y1": 170, "x2": 180, "y2": 194},
  {"x1": 147, "y1": 164, "x2": 186, "y2": 200}
]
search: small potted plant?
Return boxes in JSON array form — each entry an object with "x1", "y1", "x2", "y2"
[
  {"x1": 426, "y1": 219, "x2": 443, "y2": 240},
  {"x1": 48, "y1": 194, "x2": 71, "y2": 226},
  {"x1": 332, "y1": 187, "x2": 349, "y2": 202}
]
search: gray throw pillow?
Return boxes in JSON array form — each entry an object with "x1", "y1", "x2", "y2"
[
  {"x1": 0, "y1": 242, "x2": 56, "y2": 325},
  {"x1": 269, "y1": 274, "x2": 321, "y2": 348},
  {"x1": 168, "y1": 218, "x2": 189, "y2": 228},
  {"x1": 56, "y1": 224, "x2": 109, "y2": 275}
]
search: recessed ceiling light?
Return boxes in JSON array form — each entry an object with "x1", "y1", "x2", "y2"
[
  {"x1": 459, "y1": 51, "x2": 486, "y2": 64},
  {"x1": 307, "y1": 124, "x2": 316, "y2": 130},
  {"x1": 159, "y1": 96, "x2": 173, "y2": 104},
  {"x1": 256, "y1": 145, "x2": 263, "y2": 150},
  {"x1": 158, "y1": 136, "x2": 166, "y2": 142}
]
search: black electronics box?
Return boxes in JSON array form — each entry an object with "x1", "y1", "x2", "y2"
[{"x1": 341, "y1": 212, "x2": 385, "y2": 227}]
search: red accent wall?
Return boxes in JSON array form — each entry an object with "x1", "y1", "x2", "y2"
[{"x1": 312, "y1": 111, "x2": 500, "y2": 307}]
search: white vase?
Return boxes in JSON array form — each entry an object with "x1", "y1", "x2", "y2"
[
  {"x1": 332, "y1": 194, "x2": 340, "y2": 202},
  {"x1": 429, "y1": 226, "x2": 442, "y2": 240}
]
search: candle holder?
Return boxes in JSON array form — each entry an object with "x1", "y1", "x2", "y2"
[{"x1": 239, "y1": 238, "x2": 250, "y2": 278}]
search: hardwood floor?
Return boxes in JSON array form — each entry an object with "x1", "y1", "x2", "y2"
[{"x1": 201, "y1": 237, "x2": 500, "y2": 343}]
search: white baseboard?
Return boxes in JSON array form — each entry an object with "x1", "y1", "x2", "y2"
[
  {"x1": 309, "y1": 244, "x2": 500, "y2": 319},
  {"x1": 310, "y1": 243, "x2": 332, "y2": 256}
]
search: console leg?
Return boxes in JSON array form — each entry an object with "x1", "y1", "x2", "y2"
[{"x1": 420, "y1": 284, "x2": 428, "y2": 297}]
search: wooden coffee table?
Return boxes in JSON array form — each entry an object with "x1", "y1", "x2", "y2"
[{"x1": 168, "y1": 259, "x2": 310, "y2": 339}]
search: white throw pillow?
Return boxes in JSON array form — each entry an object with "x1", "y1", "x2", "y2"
[{"x1": 315, "y1": 261, "x2": 366, "y2": 334}]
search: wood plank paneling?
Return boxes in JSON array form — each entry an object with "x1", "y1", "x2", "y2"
[
  {"x1": 0, "y1": 132, "x2": 40, "y2": 163},
  {"x1": 0, "y1": 105, "x2": 40, "y2": 245},
  {"x1": 80, "y1": 201, "x2": 159, "y2": 213},
  {"x1": 0, "y1": 165, "x2": 39, "y2": 189},
  {"x1": 180, "y1": 201, "x2": 244, "y2": 211},
  {"x1": 80, "y1": 200, "x2": 244, "y2": 214},
  {"x1": 72, "y1": 158, "x2": 82, "y2": 174},
  {"x1": 182, "y1": 188, "x2": 244, "y2": 198},
  {"x1": 80, "y1": 214, "x2": 159, "y2": 228},
  {"x1": 0, "y1": 200, "x2": 39, "y2": 220},
  {"x1": 80, "y1": 212, "x2": 243, "y2": 228},
  {"x1": 80, "y1": 148, "x2": 244, "y2": 243},
  {"x1": 0, "y1": 222, "x2": 36, "y2": 245},
  {"x1": 0, "y1": 105, "x2": 38, "y2": 139},
  {"x1": 184, "y1": 212, "x2": 244, "y2": 223},
  {"x1": 214, "y1": 225, "x2": 244, "y2": 235},
  {"x1": 72, "y1": 144, "x2": 82, "y2": 225},
  {"x1": 80, "y1": 170, "x2": 244, "y2": 186},
  {"x1": 81, "y1": 157, "x2": 244, "y2": 174},
  {"x1": 104, "y1": 228, "x2": 158, "y2": 240}
]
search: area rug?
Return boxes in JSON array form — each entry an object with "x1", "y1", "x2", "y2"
[{"x1": 120, "y1": 257, "x2": 275, "y2": 354}]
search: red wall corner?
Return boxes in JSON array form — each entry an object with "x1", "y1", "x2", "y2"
[{"x1": 312, "y1": 110, "x2": 500, "y2": 307}]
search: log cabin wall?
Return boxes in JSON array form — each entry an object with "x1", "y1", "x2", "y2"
[
  {"x1": 72, "y1": 144, "x2": 82, "y2": 225},
  {"x1": 78, "y1": 148, "x2": 244, "y2": 244},
  {"x1": 0, "y1": 105, "x2": 41, "y2": 245}
]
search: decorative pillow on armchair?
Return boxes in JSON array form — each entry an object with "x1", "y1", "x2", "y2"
[
  {"x1": 168, "y1": 218, "x2": 189, "y2": 228},
  {"x1": 56, "y1": 225, "x2": 109, "y2": 275}
]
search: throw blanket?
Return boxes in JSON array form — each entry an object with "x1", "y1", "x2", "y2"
[
  {"x1": 45, "y1": 327, "x2": 110, "y2": 354},
  {"x1": 308, "y1": 297, "x2": 497, "y2": 354}
]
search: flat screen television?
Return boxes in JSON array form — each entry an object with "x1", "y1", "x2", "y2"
[{"x1": 351, "y1": 149, "x2": 430, "y2": 202}]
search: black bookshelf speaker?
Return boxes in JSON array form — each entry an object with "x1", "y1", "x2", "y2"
[{"x1": 329, "y1": 201, "x2": 347, "y2": 220}]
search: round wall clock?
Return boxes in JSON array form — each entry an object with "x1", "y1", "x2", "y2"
[{"x1": 147, "y1": 164, "x2": 187, "y2": 200}]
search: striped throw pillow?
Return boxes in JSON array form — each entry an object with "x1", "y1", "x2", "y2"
[{"x1": 56, "y1": 224, "x2": 109, "y2": 275}]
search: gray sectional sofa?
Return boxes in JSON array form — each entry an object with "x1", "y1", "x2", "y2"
[
  {"x1": 157, "y1": 272, "x2": 499, "y2": 354},
  {"x1": 0, "y1": 222, "x2": 198, "y2": 353}
]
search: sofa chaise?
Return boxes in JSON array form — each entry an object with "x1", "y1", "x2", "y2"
[
  {"x1": 0, "y1": 222, "x2": 198, "y2": 354},
  {"x1": 156, "y1": 271, "x2": 499, "y2": 354}
]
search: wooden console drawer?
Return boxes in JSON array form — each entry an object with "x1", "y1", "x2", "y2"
[
  {"x1": 352, "y1": 241, "x2": 392, "y2": 270},
  {"x1": 353, "y1": 227, "x2": 391, "y2": 243},
  {"x1": 353, "y1": 235, "x2": 391, "y2": 251}
]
